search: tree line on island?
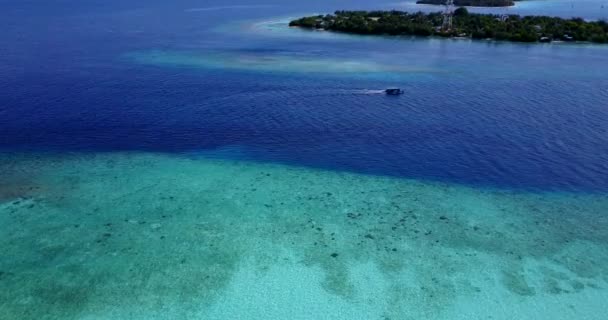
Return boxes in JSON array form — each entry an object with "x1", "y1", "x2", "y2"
[
  {"x1": 289, "y1": 9, "x2": 608, "y2": 43},
  {"x1": 416, "y1": 0, "x2": 514, "y2": 7}
]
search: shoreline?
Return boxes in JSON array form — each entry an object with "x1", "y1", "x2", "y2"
[
  {"x1": 290, "y1": 10, "x2": 608, "y2": 44},
  {"x1": 289, "y1": 25, "x2": 603, "y2": 46}
]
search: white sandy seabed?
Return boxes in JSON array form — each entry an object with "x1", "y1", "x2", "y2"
[{"x1": 1, "y1": 152, "x2": 607, "y2": 320}]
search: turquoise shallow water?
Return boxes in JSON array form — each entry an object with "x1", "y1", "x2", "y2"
[{"x1": 1, "y1": 153, "x2": 608, "y2": 319}]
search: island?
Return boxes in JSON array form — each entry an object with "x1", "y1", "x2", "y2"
[
  {"x1": 416, "y1": 0, "x2": 514, "y2": 7},
  {"x1": 289, "y1": 9, "x2": 608, "y2": 43}
]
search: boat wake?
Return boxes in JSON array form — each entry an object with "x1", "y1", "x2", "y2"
[{"x1": 353, "y1": 89, "x2": 390, "y2": 95}]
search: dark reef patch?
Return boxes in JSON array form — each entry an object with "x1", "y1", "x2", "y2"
[{"x1": 502, "y1": 270, "x2": 536, "y2": 296}]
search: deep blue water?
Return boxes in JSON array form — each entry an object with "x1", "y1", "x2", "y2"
[{"x1": 1, "y1": 0, "x2": 608, "y2": 192}]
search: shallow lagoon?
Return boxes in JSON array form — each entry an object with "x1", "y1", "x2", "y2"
[
  {"x1": 1, "y1": 0, "x2": 608, "y2": 319},
  {"x1": 1, "y1": 153, "x2": 608, "y2": 319}
]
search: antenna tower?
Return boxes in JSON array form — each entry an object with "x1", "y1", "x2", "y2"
[{"x1": 442, "y1": 0, "x2": 454, "y2": 31}]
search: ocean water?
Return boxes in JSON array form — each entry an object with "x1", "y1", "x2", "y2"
[{"x1": 1, "y1": 0, "x2": 608, "y2": 319}]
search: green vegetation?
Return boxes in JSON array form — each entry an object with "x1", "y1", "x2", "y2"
[
  {"x1": 289, "y1": 9, "x2": 608, "y2": 43},
  {"x1": 417, "y1": 0, "x2": 514, "y2": 7}
]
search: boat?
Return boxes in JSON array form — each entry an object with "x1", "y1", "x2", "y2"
[{"x1": 385, "y1": 88, "x2": 404, "y2": 95}]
